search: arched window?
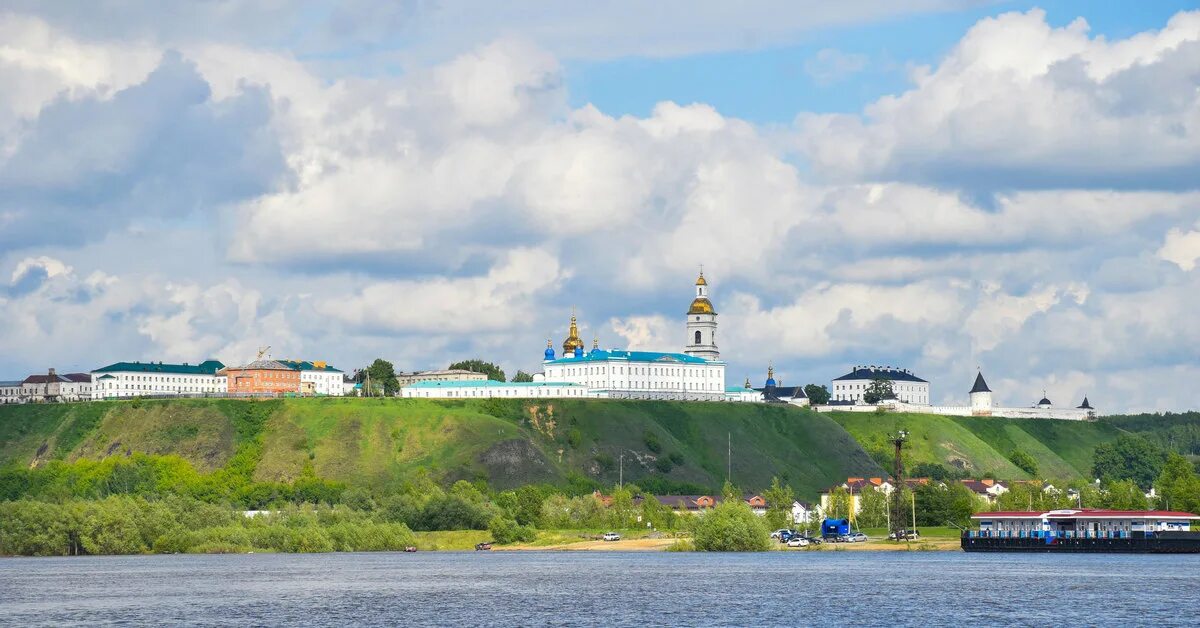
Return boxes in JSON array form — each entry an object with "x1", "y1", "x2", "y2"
[{"x1": 694, "y1": 330, "x2": 702, "y2": 345}]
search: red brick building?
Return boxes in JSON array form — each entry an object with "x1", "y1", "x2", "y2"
[{"x1": 220, "y1": 359, "x2": 300, "y2": 394}]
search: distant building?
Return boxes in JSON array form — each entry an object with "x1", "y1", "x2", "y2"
[
  {"x1": 401, "y1": 380, "x2": 591, "y2": 399},
  {"x1": 22, "y1": 368, "x2": 92, "y2": 402},
  {"x1": 755, "y1": 365, "x2": 809, "y2": 407},
  {"x1": 1, "y1": 380, "x2": 25, "y2": 404},
  {"x1": 831, "y1": 366, "x2": 929, "y2": 405},
  {"x1": 91, "y1": 360, "x2": 226, "y2": 400},
  {"x1": 395, "y1": 369, "x2": 488, "y2": 387},
  {"x1": 277, "y1": 360, "x2": 345, "y2": 396},
  {"x1": 221, "y1": 359, "x2": 301, "y2": 395}
]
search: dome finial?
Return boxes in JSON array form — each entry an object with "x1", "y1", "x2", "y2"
[{"x1": 562, "y1": 308, "x2": 584, "y2": 354}]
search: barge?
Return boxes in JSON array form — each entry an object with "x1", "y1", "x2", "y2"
[{"x1": 961, "y1": 509, "x2": 1200, "y2": 553}]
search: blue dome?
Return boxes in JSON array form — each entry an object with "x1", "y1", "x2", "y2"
[
  {"x1": 544, "y1": 346, "x2": 555, "y2": 360},
  {"x1": 765, "y1": 377, "x2": 776, "y2": 387}
]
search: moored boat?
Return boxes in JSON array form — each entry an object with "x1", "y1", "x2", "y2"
[{"x1": 962, "y1": 509, "x2": 1200, "y2": 553}]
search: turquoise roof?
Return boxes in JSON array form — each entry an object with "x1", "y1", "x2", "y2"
[
  {"x1": 277, "y1": 360, "x2": 343, "y2": 373},
  {"x1": 92, "y1": 360, "x2": 225, "y2": 375},
  {"x1": 545, "y1": 349, "x2": 717, "y2": 365},
  {"x1": 406, "y1": 380, "x2": 583, "y2": 389},
  {"x1": 725, "y1": 386, "x2": 756, "y2": 393}
]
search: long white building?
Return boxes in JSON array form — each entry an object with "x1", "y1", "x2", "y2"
[
  {"x1": 278, "y1": 360, "x2": 345, "y2": 396},
  {"x1": 91, "y1": 360, "x2": 227, "y2": 400},
  {"x1": 831, "y1": 365, "x2": 930, "y2": 405}
]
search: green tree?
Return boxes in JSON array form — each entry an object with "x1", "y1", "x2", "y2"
[
  {"x1": 1008, "y1": 449, "x2": 1039, "y2": 477},
  {"x1": 804, "y1": 384, "x2": 831, "y2": 405},
  {"x1": 363, "y1": 358, "x2": 398, "y2": 396},
  {"x1": 825, "y1": 486, "x2": 851, "y2": 520},
  {"x1": 912, "y1": 483, "x2": 975, "y2": 527},
  {"x1": 692, "y1": 500, "x2": 771, "y2": 551},
  {"x1": 862, "y1": 378, "x2": 895, "y2": 404},
  {"x1": 1092, "y1": 434, "x2": 1167, "y2": 488},
  {"x1": 488, "y1": 516, "x2": 537, "y2": 544},
  {"x1": 448, "y1": 359, "x2": 506, "y2": 382},
  {"x1": 1156, "y1": 452, "x2": 1200, "y2": 513},
  {"x1": 762, "y1": 477, "x2": 795, "y2": 531},
  {"x1": 856, "y1": 486, "x2": 889, "y2": 528},
  {"x1": 1100, "y1": 479, "x2": 1149, "y2": 510},
  {"x1": 512, "y1": 370, "x2": 534, "y2": 383}
]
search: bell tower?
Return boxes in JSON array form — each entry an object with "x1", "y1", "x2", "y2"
[{"x1": 684, "y1": 269, "x2": 719, "y2": 360}]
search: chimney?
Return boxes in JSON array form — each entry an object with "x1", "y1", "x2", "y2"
[{"x1": 48, "y1": 368, "x2": 56, "y2": 378}]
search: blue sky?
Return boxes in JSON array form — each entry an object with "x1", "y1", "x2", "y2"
[{"x1": 1, "y1": 1, "x2": 1199, "y2": 412}]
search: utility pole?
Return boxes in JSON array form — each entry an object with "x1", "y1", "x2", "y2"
[
  {"x1": 890, "y1": 430, "x2": 909, "y2": 540},
  {"x1": 726, "y1": 432, "x2": 731, "y2": 484},
  {"x1": 619, "y1": 453, "x2": 624, "y2": 489}
]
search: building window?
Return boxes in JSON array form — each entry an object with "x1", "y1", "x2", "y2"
[{"x1": 694, "y1": 330, "x2": 702, "y2": 344}]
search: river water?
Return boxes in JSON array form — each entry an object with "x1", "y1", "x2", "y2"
[{"x1": 1, "y1": 551, "x2": 1197, "y2": 626}]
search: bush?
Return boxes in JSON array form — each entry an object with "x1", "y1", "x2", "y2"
[
  {"x1": 668, "y1": 452, "x2": 684, "y2": 466},
  {"x1": 654, "y1": 456, "x2": 674, "y2": 473},
  {"x1": 488, "y1": 517, "x2": 537, "y2": 545},
  {"x1": 643, "y1": 431, "x2": 663, "y2": 454},
  {"x1": 1008, "y1": 449, "x2": 1039, "y2": 477},
  {"x1": 692, "y1": 500, "x2": 771, "y2": 552},
  {"x1": 566, "y1": 429, "x2": 582, "y2": 449}
]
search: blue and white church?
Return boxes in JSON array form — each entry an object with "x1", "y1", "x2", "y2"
[{"x1": 403, "y1": 273, "x2": 758, "y2": 402}]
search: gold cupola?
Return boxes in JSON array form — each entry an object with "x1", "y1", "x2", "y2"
[
  {"x1": 562, "y1": 312, "x2": 584, "y2": 354},
  {"x1": 688, "y1": 269, "x2": 716, "y2": 315}
]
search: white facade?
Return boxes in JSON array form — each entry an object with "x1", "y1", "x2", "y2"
[
  {"x1": 831, "y1": 366, "x2": 930, "y2": 405},
  {"x1": 401, "y1": 380, "x2": 593, "y2": 399},
  {"x1": 91, "y1": 360, "x2": 227, "y2": 400},
  {"x1": 278, "y1": 360, "x2": 345, "y2": 396},
  {"x1": 683, "y1": 272, "x2": 719, "y2": 360},
  {"x1": 0, "y1": 381, "x2": 23, "y2": 404},
  {"x1": 396, "y1": 369, "x2": 488, "y2": 386},
  {"x1": 18, "y1": 369, "x2": 91, "y2": 402},
  {"x1": 542, "y1": 349, "x2": 726, "y2": 401}
]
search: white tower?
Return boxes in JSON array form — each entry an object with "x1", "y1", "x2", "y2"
[
  {"x1": 684, "y1": 270, "x2": 719, "y2": 360},
  {"x1": 969, "y1": 370, "x2": 993, "y2": 416}
]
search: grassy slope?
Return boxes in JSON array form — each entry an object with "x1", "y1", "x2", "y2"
[
  {"x1": 0, "y1": 399, "x2": 1141, "y2": 493},
  {"x1": 827, "y1": 411, "x2": 1123, "y2": 480}
]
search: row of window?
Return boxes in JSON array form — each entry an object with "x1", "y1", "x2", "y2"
[{"x1": 553, "y1": 366, "x2": 718, "y2": 378}]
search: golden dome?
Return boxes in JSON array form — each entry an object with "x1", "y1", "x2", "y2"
[
  {"x1": 562, "y1": 314, "x2": 584, "y2": 353},
  {"x1": 695, "y1": 272, "x2": 708, "y2": 286},
  {"x1": 688, "y1": 297, "x2": 715, "y2": 315}
]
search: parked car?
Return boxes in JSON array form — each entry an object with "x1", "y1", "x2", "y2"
[
  {"x1": 848, "y1": 532, "x2": 868, "y2": 543},
  {"x1": 786, "y1": 537, "x2": 809, "y2": 548},
  {"x1": 798, "y1": 535, "x2": 823, "y2": 545},
  {"x1": 475, "y1": 542, "x2": 492, "y2": 551},
  {"x1": 888, "y1": 529, "x2": 920, "y2": 540},
  {"x1": 602, "y1": 532, "x2": 621, "y2": 542},
  {"x1": 770, "y1": 529, "x2": 788, "y2": 540}
]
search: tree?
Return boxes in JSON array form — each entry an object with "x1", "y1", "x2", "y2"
[
  {"x1": 762, "y1": 477, "x2": 795, "y2": 531},
  {"x1": 512, "y1": 370, "x2": 534, "y2": 383},
  {"x1": 1156, "y1": 452, "x2": 1200, "y2": 513},
  {"x1": 862, "y1": 378, "x2": 895, "y2": 404},
  {"x1": 1100, "y1": 479, "x2": 1149, "y2": 510},
  {"x1": 804, "y1": 384, "x2": 831, "y2": 405},
  {"x1": 856, "y1": 486, "x2": 889, "y2": 528},
  {"x1": 448, "y1": 359, "x2": 506, "y2": 382},
  {"x1": 1008, "y1": 449, "x2": 1039, "y2": 477},
  {"x1": 1092, "y1": 435, "x2": 1167, "y2": 488},
  {"x1": 825, "y1": 486, "x2": 851, "y2": 520},
  {"x1": 692, "y1": 500, "x2": 771, "y2": 551},
  {"x1": 363, "y1": 359, "x2": 398, "y2": 396}
]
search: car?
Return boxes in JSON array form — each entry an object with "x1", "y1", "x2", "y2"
[
  {"x1": 848, "y1": 532, "x2": 868, "y2": 543},
  {"x1": 888, "y1": 529, "x2": 920, "y2": 541},
  {"x1": 602, "y1": 532, "x2": 621, "y2": 542},
  {"x1": 786, "y1": 537, "x2": 809, "y2": 548},
  {"x1": 474, "y1": 542, "x2": 492, "y2": 551},
  {"x1": 797, "y1": 535, "x2": 823, "y2": 545},
  {"x1": 770, "y1": 529, "x2": 788, "y2": 540}
]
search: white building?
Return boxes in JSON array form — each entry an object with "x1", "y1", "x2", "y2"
[
  {"x1": 396, "y1": 369, "x2": 488, "y2": 387},
  {"x1": 912, "y1": 371, "x2": 1096, "y2": 421},
  {"x1": 756, "y1": 366, "x2": 810, "y2": 407},
  {"x1": 278, "y1": 360, "x2": 345, "y2": 396},
  {"x1": 401, "y1": 380, "x2": 592, "y2": 399},
  {"x1": 1, "y1": 380, "x2": 24, "y2": 404},
  {"x1": 831, "y1": 366, "x2": 930, "y2": 405},
  {"x1": 20, "y1": 369, "x2": 91, "y2": 402},
  {"x1": 410, "y1": 272, "x2": 732, "y2": 402},
  {"x1": 91, "y1": 360, "x2": 227, "y2": 399}
]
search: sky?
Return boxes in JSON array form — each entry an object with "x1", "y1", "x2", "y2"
[{"x1": 1, "y1": 1, "x2": 1199, "y2": 413}]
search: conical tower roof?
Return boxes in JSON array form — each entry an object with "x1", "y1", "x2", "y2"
[{"x1": 969, "y1": 371, "x2": 991, "y2": 394}]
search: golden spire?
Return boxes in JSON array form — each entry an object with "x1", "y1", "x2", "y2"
[
  {"x1": 744, "y1": 377, "x2": 751, "y2": 389},
  {"x1": 696, "y1": 265, "x2": 707, "y2": 286},
  {"x1": 767, "y1": 363, "x2": 775, "y2": 379},
  {"x1": 562, "y1": 309, "x2": 584, "y2": 354},
  {"x1": 592, "y1": 336, "x2": 599, "y2": 350}
]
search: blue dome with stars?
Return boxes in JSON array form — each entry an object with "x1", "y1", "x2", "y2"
[{"x1": 544, "y1": 341, "x2": 555, "y2": 361}]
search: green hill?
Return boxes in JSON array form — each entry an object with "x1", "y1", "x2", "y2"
[
  {"x1": 827, "y1": 411, "x2": 1124, "y2": 480},
  {"x1": 0, "y1": 398, "x2": 880, "y2": 497}
]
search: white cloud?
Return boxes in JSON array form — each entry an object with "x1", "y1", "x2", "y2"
[
  {"x1": 804, "y1": 48, "x2": 869, "y2": 85},
  {"x1": 1157, "y1": 227, "x2": 1200, "y2": 271}
]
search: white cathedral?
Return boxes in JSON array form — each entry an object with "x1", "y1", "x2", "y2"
[{"x1": 402, "y1": 272, "x2": 757, "y2": 401}]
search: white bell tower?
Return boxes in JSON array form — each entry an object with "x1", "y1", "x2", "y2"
[{"x1": 684, "y1": 269, "x2": 719, "y2": 360}]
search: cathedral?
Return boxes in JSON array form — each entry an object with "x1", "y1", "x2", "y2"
[{"x1": 402, "y1": 272, "x2": 750, "y2": 402}]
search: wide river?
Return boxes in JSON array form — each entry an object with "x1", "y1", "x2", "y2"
[{"x1": 1, "y1": 551, "x2": 1197, "y2": 626}]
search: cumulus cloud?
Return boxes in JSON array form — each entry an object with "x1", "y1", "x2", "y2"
[
  {"x1": 796, "y1": 9, "x2": 1200, "y2": 189},
  {"x1": 1157, "y1": 226, "x2": 1200, "y2": 271}
]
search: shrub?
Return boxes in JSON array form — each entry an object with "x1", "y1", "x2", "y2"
[
  {"x1": 488, "y1": 517, "x2": 537, "y2": 545},
  {"x1": 1008, "y1": 449, "x2": 1039, "y2": 477},
  {"x1": 654, "y1": 457, "x2": 673, "y2": 473},
  {"x1": 643, "y1": 431, "x2": 663, "y2": 454},
  {"x1": 692, "y1": 500, "x2": 770, "y2": 552},
  {"x1": 566, "y1": 429, "x2": 582, "y2": 450}
]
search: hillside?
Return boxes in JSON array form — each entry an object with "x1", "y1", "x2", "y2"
[
  {"x1": 0, "y1": 399, "x2": 880, "y2": 497},
  {"x1": 827, "y1": 412, "x2": 1124, "y2": 480}
]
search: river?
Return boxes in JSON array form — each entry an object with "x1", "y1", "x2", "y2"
[{"x1": 1, "y1": 551, "x2": 1197, "y2": 626}]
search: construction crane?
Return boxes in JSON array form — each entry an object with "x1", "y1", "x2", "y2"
[{"x1": 256, "y1": 346, "x2": 271, "y2": 361}]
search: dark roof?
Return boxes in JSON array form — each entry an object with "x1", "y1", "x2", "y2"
[
  {"x1": 21, "y1": 373, "x2": 88, "y2": 384},
  {"x1": 1077, "y1": 396, "x2": 1093, "y2": 409},
  {"x1": 93, "y1": 360, "x2": 225, "y2": 375},
  {"x1": 64, "y1": 373, "x2": 91, "y2": 383},
  {"x1": 752, "y1": 385, "x2": 807, "y2": 400},
  {"x1": 1038, "y1": 396, "x2": 1052, "y2": 405},
  {"x1": 277, "y1": 360, "x2": 343, "y2": 373},
  {"x1": 969, "y1": 371, "x2": 991, "y2": 394},
  {"x1": 833, "y1": 366, "x2": 927, "y2": 383}
]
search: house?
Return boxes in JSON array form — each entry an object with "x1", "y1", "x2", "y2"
[
  {"x1": 91, "y1": 360, "x2": 226, "y2": 399},
  {"x1": 961, "y1": 479, "x2": 1009, "y2": 503},
  {"x1": 1, "y1": 380, "x2": 24, "y2": 404},
  {"x1": 817, "y1": 476, "x2": 936, "y2": 516},
  {"x1": 595, "y1": 492, "x2": 771, "y2": 516},
  {"x1": 791, "y1": 500, "x2": 818, "y2": 525},
  {"x1": 21, "y1": 368, "x2": 92, "y2": 402},
  {"x1": 221, "y1": 359, "x2": 301, "y2": 395}
]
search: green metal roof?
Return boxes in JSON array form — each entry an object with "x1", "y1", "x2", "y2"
[
  {"x1": 92, "y1": 360, "x2": 225, "y2": 375},
  {"x1": 277, "y1": 360, "x2": 343, "y2": 373}
]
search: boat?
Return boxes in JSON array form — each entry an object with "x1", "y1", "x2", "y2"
[
  {"x1": 961, "y1": 509, "x2": 1200, "y2": 553},
  {"x1": 403, "y1": 546, "x2": 417, "y2": 553},
  {"x1": 475, "y1": 542, "x2": 492, "y2": 551}
]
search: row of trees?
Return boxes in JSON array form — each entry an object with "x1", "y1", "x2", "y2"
[{"x1": 352, "y1": 358, "x2": 529, "y2": 396}]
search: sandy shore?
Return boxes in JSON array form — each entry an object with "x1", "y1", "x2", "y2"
[
  {"x1": 490, "y1": 537, "x2": 961, "y2": 552},
  {"x1": 496, "y1": 538, "x2": 679, "y2": 551}
]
